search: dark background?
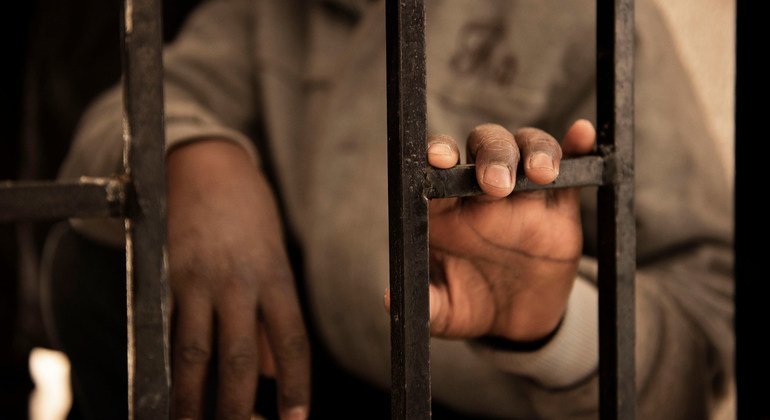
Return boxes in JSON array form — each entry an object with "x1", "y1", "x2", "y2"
[
  {"x1": 0, "y1": 1, "x2": 203, "y2": 417},
  {"x1": 735, "y1": 0, "x2": 767, "y2": 419}
]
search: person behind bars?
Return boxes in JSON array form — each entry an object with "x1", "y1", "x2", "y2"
[{"x1": 57, "y1": 0, "x2": 733, "y2": 418}]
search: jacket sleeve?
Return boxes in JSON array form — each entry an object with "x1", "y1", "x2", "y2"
[
  {"x1": 452, "y1": 0, "x2": 733, "y2": 417},
  {"x1": 58, "y1": 0, "x2": 260, "y2": 246}
]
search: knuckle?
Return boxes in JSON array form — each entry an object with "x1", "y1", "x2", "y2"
[
  {"x1": 471, "y1": 124, "x2": 514, "y2": 147},
  {"x1": 472, "y1": 122, "x2": 507, "y2": 135},
  {"x1": 223, "y1": 349, "x2": 258, "y2": 375},
  {"x1": 275, "y1": 333, "x2": 310, "y2": 364},
  {"x1": 530, "y1": 136, "x2": 560, "y2": 150},
  {"x1": 178, "y1": 343, "x2": 211, "y2": 365},
  {"x1": 477, "y1": 138, "x2": 517, "y2": 162}
]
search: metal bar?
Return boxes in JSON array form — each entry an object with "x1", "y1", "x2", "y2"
[
  {"x1": 120, "y1": 0, "x2": 170, "y2": 417},
  {"x1": 426, "y1": 156, "x2": 605, "y2": 199},
  {"x1": 0, "y1": 177, "x2": 125, "y2": 222},
  {"x1": 596, "y1": 0, "x2": 636, "y2": 418},
  {"x1": 386, "y1": 0, "x2": 431, "y2": 418}
]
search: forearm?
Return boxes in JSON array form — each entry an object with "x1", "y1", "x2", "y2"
[
  {"x1": 58, "y1": 0, "x2": 259, "y2": 245},
  {"x1": 427, "y1": 242, "x2": 733, "y2": 418}
]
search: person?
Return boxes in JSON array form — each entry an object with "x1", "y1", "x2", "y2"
[{"x1": 58, "y1": 0, "x2": 734, "y2": 418}]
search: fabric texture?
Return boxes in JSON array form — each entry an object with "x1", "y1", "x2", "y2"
[{"x1": 59, "y1": 0, "x2": 734, "y2": 417}]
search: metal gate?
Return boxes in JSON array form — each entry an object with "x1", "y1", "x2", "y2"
[
  {"x1": 387, "y1": 0, "x2": 635, "y2": 418},
  {"x1": 0, "y1": 0, "x2": 635, "y2": 418}
]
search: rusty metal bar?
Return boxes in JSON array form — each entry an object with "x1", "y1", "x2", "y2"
[
  {"x1": 0, "y1": 177, "x2": 125, "y2": 222},
  {"x1": 387, "y1": 0, "x2": 635, "y2": 417},
  {"x1": 597, "y1": 0, "x2": 636, "y2": 418},
  {"x1": 426, "y1": 156, "x2": 605, "y2": 199},
  {"x1": 120, "y1": 0, "x2": 170, "y2": 417},
  {"x1": 386, "y1": 0, "x2": 431, "y2": 418}
]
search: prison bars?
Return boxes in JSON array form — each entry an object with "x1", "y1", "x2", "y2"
[
  {"x1": 0, "y1": 0, "x2": 169, "y2": 418},
  {"x1": 0, "y1": 0, "x2": 635, "y2": 418},
  {"x1": 386, "y1": 0, "x2": 635, "y2": 418}
]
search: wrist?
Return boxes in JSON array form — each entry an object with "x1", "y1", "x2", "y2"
[
  {"x1": 476, "y1": 316, "x2": 564, "y2": 352},
  {"x1": 489, "y1": 281, "x2": 573, "y2": 342},
  {"x1": 468, "y1": 277, "x2": 599, "y2": 389}
]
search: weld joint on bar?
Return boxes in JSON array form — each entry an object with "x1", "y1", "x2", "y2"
[
  {"x1": 600, "y1": 145, "x2": 634, "y2": 187},
  {"x1": 78, "y1": 175, "x2": 128, "y2": 217},
  {"x1": 107, "y1": 175, "x2": 129, "y2": 217},
  {"x1": 600, "y1": 145, "x2": 618, "y2": 185}
]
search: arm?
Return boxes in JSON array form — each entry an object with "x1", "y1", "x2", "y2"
[
  {"x1": 59, "y1": 1, "x2": 311, "y2": 418},
  {"x1": 419, "y1": 0, "x2": 733, "y2": 417},
  {"x1": 60, "y1": 0, "x2": 260, "y2": 237}
]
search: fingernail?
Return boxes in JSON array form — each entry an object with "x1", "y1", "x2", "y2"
[
  {"x1": 285, "y1": 407, "x2": 308, "y2": 420},
  {"x1": 483, "y1": 164, "x2": 511, "y2": 190},
  {"x1": 529, "y1": 152, "x2": 555, "y2": 171},
  {"x1": 428, "y1": 143, "x2": 453, "y2": 157}
]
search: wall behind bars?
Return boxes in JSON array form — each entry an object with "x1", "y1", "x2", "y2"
[
  {"x1": 655, "y1": 0, "x2": 735, "y2": 179},
  {"x1": 656, "y1": 3, "x2": 736, "y2": 420}
]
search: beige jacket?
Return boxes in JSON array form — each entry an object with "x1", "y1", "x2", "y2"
[{"x1": 61, "y1": 0, "x2": 734, "y2": 417}]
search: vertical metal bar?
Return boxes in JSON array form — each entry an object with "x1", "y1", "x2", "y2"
[
  {"x1": 386, "y1": 0, "x2": 431, "y2": 418},
  {"x1": 596, "y1": 0, "x2": 635, "y2": 418},
  {"x1": 121, "y1": 0, "x2": 170, "y2": 418}
]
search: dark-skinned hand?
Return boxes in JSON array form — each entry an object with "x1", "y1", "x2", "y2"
[
  {"x1": 167, "y1": 140, "x2": 309, "y2": 420},
  {"x1": 386, "y1": 120, "x2": 596, "y2": 342}
]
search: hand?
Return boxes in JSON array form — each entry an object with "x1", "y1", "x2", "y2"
[
  {"x1": 424, "y1": 120, "x2": 596, "y2": 342},
  {"x1": 167, "y1": 140, "x2": 309, "y2": 419}
]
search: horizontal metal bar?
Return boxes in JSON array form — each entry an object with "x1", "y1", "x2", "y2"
[
  {"x1": 426, "y1": 155, "x2": 605, "y2": 199},
  {"x1": 0, "y1": 177, "x2": 125, "y2": 222}
]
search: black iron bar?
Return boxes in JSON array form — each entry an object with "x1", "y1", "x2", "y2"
[
  {"x1": 120, "y1": 0, "x2": 170, "y2": 417},
  {"x1": 426, "y1": 156, "x2": 605, "y2": 199},
  {"x1": 0, "y1": 178, "x2": 125, "y2": 222},
  {"x1": 0, "y1": 155, "x2": 605, "y2": 223},
  {"x1": 386, "y1": 0, "x2": 431, "y2": 418},
  {"x1": 597, "y1": 0, "x2": 636, "y2": 418}
]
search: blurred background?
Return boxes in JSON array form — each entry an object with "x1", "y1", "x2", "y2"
[{"x1": 0, "y1": 0, "x2": 735, "y2": 418}]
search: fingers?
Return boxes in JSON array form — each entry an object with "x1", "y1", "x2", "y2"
[
  {"x1": 514, "y1": 127, "x2": 562, "y2": 185},
  {"x1": 561, "y1": 119, "x2": 596, "y2": 157},
  {"x1": 216, "y1": 291, "x2": 259, "y2": 420},
  {"x1": 467, "y1": 124, "x2": 519, "y2": 197},
  {"x1": 258, "y1": 322, "x2": 277, "y2": 378},
  {"x1": 428, "y1": 283, "x2": 448, "y2": 336},
  {"x1": 260, "y1": 280, "x2": 311, "y2": 420},
  {"x1": 460, "y1": 120, "x2": 595, "y2": 192},
  {"x1": 172, "y1": 294, "x2": 214, "y2": 420},
  {"x1": 384, "y1": 286, "x2": 455, "y2": 338},
  {"x1": 553, "y1": 120, "x2": 596, "y2": 205},
  {"x1": 427, "y1": 134, "x2": 461, "y2": 169}
]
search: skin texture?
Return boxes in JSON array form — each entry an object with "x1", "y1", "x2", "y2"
[
  {"x1": 385, "y1": 119, "x2": 597, "y2": 341},
  {"x1": 167, "y1": 140, "x2": 308, "y2": 420},
  {"x1": 424, "y1": 120, "x2": 596, "y2": 341},
  {"x1": 165, "y1": 120, "x2": 595, "y2": 419}
]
